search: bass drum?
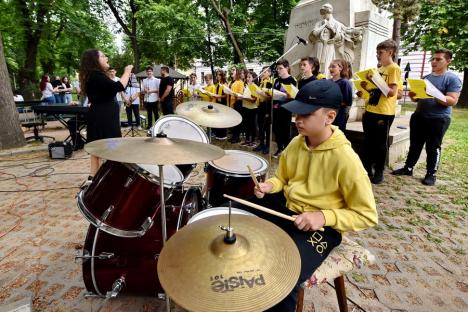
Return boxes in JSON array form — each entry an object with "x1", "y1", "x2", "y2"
[{"x1": 81, "y1": 187, "x2": 202, "y2": 296}]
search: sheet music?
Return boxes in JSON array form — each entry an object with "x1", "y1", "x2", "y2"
[
  {"x1": 424, "y1": 79, "x2": 446, "y2": 102},
  {"x1": 369, "y1": 69, "x2": 391, "y2": 97}
]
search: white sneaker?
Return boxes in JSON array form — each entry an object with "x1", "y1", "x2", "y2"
[{"x1": 137, "y1": 126, "x2": 142, "y2": 130}]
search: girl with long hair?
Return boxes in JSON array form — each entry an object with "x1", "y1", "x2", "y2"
[
  {"x1": 39, "y1": 75, "x2": 57, "y2": 103},
  {"x1": 328, "y1": 59, "x2": 353, "y2": 132},
  {"x1": 79, "y1": 49, "x2": 133, "y2": 177}
]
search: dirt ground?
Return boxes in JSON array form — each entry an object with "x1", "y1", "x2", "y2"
[{"x1": 0, "y1": 123, "x2": 466, "y2": 311}]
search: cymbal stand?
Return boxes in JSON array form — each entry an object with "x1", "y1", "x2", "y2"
[{"x1": 158, "y1": 163, "x2": 171, "y2": 312}]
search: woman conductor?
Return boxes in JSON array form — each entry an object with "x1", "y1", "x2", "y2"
[{"x1": 79, "y1": 49, "x2": 133, "y2": 177}]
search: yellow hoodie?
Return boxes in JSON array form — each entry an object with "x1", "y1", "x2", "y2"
[{"x1": 267, "y1": 127, "x2": 378, "y2": 233}]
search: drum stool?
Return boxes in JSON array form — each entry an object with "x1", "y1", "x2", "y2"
[{"x1": 296, "y1": 236, "x2": 376, "y2": 312}]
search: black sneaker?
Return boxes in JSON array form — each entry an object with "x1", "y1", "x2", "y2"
[
  {"x1": 391, "y1": 167, "x2": 413, "y2": 176},
  {"x1": 371, "y1": 171, "x2": 384, "y2": 184},
  {"x1": 422, "y1": 174, "x2": 436, "y2": 186}
]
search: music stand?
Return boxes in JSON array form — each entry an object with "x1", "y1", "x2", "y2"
[{"x1": 122, "y1": 122, "x2": 141, "y2": 137}]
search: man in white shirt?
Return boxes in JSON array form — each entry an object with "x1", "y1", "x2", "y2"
[
  {"x1": 123, "y1": 82, "x2": 141, "y2": 130},
  {"x1": 142, "y1": 66, "x2": 160, "y2": 129}
]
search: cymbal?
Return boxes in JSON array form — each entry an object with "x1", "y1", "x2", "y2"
[
  {"x1": 176, "y1": 101, "x2": 242, "y2": 128},
  {"x1": 157, "y1": 214, "x2": 300, "y2": 312},
  {"x1": 85, "y1": 136, "x2": 225, "y2": 165}
]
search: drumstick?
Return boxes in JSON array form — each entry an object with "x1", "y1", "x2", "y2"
[
  {"x1": 223, "y1": 194, "x2": 324, "y2": 232},
  {"x1": 247, "y1": 165, "x2": 261, "y2": 189}
]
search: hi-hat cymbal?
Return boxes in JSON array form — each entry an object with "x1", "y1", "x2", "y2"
[
  {"x1": 85, "y1": 136, "x2": 225, "y2": 165},
  {"x1": 157, "y1": 214, "x2": 300, "y2": 312},
  {"x1": 176, "y1": 101, "x2": 242, "y2": 128}
]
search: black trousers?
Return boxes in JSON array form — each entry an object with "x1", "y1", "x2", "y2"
[
  {"x1": 125, "y1": 105, "x2": 140, "y2": 127},
  {"x1": 161, "y1": 97, "x2": 174, "y2": 115},
  {"x1": 144, "y1": 101, "x2": 159, "y2": 128},
  {"x1": 333, "y1": 106, "x2": 351, "y2": 133},
  {"x1": 273, "y1": 106, "x2": 292, "y2": 151},
  {"x1": 229, "y1": 193, "x2": 342, "y2": 312},
  {"x1": 257, "y1": 101, "x2": 271, "y2": 147},
  {"x1": 405, "y1": 112, "x2": 451, "y2": 175},
  {"x1": 243, "y1": 107, "x2": 257, "y2": 142},
  {"x1": 362, "y1": 111, "x2": 395, "y2": 173}
]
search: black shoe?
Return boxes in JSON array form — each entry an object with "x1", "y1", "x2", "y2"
[
  {"x1": 262, "y1": 147, "x2": 269, "y2": 154},
  {"x1": 253, "y1": 144, "x2": 264, "y2": 152},
  {"x1": 371, "y1": 171, "x2": 384, "y2": 184},
  {"x1": 422, "y1": 174, "x2": 436, "y2": 186},
  {"x1": 391, "y1": 167, "x2": 413, "y2": 176}
]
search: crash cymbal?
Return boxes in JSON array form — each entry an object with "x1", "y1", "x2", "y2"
[
  {"x1": 176, "y1": 101, "x2": 242, "y2": 128},
  {"x1": 85, "y1": 136, "x2": 225, "y2": 165},
  {"x1": 157, "y1": 214, "x2": 300, "y2": 312}
]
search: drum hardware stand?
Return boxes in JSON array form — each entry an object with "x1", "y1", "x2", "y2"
[
  {"x1": 219, "y1": 201, "x2": 236, "y2": 244},
  {"x1": 154, "y1": 132, "x2": 172, "y2": 312}
]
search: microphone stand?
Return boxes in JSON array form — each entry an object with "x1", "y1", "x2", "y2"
[{"x1": 264, "y1": 37, "x2": 307, "y2": 170}]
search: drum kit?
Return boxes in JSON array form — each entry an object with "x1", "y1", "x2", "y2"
[{"x1": 75, "y1": 101, "x2": 300, "y2": 311}]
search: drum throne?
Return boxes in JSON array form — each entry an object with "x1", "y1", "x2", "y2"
[{"x1": 296, "y1": 237, "x2": 376, "y2": 312}]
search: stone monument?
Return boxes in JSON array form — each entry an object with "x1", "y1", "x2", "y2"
[
  {"x1": 309, "y1": 3, "x2": 363, "y2": 79},
  {"x1": 284, "y1": 0, "x2": 394, "y2": 121}
]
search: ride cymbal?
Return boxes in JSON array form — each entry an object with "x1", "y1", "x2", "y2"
[
  {"x1": 157, "y1": 214, "x2": 300, "y2": 312},
  {"x1": 176, "y1": 101, "x2": 242, "y2": 128},
  {"x1": 85, "y1": 136, "x2": 225, "y2": 165}
]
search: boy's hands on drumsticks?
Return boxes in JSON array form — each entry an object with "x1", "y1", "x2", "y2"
[
  {"x1": 293, "y1": 211, "x2": 326, "y2": 232},
  {"x1": 254, "y1": 182, "x2": 273, "y2": 199}
]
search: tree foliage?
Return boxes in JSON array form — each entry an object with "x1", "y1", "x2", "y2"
[
  {"x1": 403, "y1": 0, "x2": 467, "y2": 71},
  {"x1": 403, "y1": 0, "x2": 467, "y2": 106}
]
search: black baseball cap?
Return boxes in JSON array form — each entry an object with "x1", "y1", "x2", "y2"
[{"x1": 283, "y1": 79, "x2": 342, "y2": 114}]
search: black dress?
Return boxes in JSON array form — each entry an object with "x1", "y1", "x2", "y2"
[{"x1": 85, "y1": 70, "x2": 125, "y2": 142}]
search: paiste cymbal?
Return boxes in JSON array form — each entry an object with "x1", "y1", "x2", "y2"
[
  {"x1": 176, "y1": 101, "x2": 242, "y2": 128},
  {"x1": 85, "y1": 136, "x2": 225, "y2": 165},
  {"x1": 157, "y1": 214, "x2": 301, "y2": 312}
]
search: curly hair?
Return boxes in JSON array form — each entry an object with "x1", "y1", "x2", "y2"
[{"x1": 79, "y1": 49, "x2": 102, "y2": 96}]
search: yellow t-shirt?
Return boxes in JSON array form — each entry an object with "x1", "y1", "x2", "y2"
[
  {"x1": 229, "y1": 80, "x2": 244, "y2": 108},
  {"x1": 199, "y1": 84, "x2": 216, "y2": 102},
  {"x1": 365, "y1": 63, "x2": 402, "y2": 116},
  {"x1": 242, "y1": 83, "x2": 259, "y2": 109}
]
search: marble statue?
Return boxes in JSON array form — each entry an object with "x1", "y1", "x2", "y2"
[{"x1": 309, "y1": 3, "x2": 363, "y2": 76}]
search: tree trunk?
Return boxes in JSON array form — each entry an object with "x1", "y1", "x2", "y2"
[
  {"x1": 209, "y1": 0, "x2": 245, "y2": 65},
  {"x1": 457, "y1": 69, "x2": 468, "y2": 108},
  {"x1": 18, "y1": 34, "x2": 41, "y2": 100},
  {"x1": 0, "y1": 33, "x2": 25, "y2": 149},
  {"x1": 392, "y1": 18, "x2": 401, "y2": 62}
]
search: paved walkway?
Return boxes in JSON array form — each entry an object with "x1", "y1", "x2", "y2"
[{"x1": 0, "y1": 125, "x2": 466, "y2": 311}]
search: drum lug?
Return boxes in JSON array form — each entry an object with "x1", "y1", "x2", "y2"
[
  {"x1": 75, "y1": 250, "x2": 114, "y2": 262},
  {"x1": 101, "y1": 205, "x2": 114, "y2": 220},
  {"x1": 157, "y1": 293, "x2": 166, "y2": 300},
  {"x1": 140, "y1": 217, "x2": 153, "y2": 234}
]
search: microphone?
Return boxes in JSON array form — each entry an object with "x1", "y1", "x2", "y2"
[{"x1": 297, "y1": 36, "x2": 308, "y2": 45}]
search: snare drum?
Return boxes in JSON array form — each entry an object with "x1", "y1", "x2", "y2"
[
  {"x1": 206, "y1": 150, "x2": 269, "y2": 207},
  {"x1": 188, "y1": 207, "x2": 256, "y2": 224},
  {"x1": 143, "y1": 115, "x2": 209, "y2": 180},
  {"x1": 81, "y1": 187, "x2": 202, "y2": 296},
  {"x1": 78, "y1": 161, "x2": 183, "y2": 238}
]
